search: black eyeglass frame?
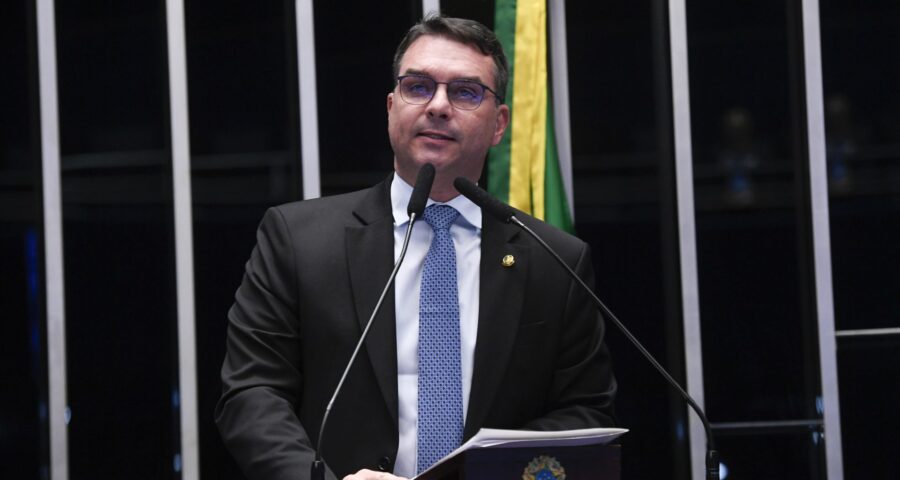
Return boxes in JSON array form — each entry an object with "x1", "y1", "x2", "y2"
[{"x1": 395, "y1": 74, "x2": 505, "y2": 110}]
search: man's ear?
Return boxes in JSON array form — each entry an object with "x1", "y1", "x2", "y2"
[
  {"x1": 387, "y1": 92, "x2": 394, "y2": 113},
  {"x1": 492, "y1": 104, "x2": 511, "y2": 146}
]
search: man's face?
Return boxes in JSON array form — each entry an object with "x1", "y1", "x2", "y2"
[{"x1": 388, "y1": 35, "x2": 509, "y2": 198}]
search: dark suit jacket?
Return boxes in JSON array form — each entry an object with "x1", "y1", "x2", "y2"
[{"x1": 215, "y1": 177, "x2": 616, "y2": 480}]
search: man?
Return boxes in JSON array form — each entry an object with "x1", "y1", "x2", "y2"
[{"x1": 216, "y1": 15, "x2": 616, "y2": 480}]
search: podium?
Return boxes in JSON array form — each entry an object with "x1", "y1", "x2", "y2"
[{"x1": 415, "y1": 443, "x2": 621, "y2": 480}]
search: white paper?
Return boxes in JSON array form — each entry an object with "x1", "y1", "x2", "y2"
[{"x1": 413, "y1": 427, "x2": 628, "y2": 479}]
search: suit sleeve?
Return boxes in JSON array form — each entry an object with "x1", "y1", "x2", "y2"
[
  {"x1": 214, "y1": 207, "x2": 338, "y2": 480},
  {"x1": 521, "y1": 242, "x2": 617, "y2": 430}
]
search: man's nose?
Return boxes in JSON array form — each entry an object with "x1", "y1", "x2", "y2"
[{"x1": 426, "y1": 84, "x2": 453, "y2": 118}]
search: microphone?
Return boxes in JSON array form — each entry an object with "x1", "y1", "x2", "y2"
[
  {"x1": 311, "y1": 164, "x2": 435, "y2": 480},
  {"x1": 453, "y1": 177, "x2": 720, "y2": 480},
  {"x1": 408, "y1": 163, "x2": 435, "y2": 218}
]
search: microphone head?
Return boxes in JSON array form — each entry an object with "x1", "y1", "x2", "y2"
[
  {"x1": 407, "y1": 163, "x2": 435, "y2": 217},
  {"x1": 453, "y1": 177, "x2": 516, "y2": 223}
]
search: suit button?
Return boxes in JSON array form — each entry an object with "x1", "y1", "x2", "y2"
[{"x1": 377, "y1": 456, "x2": 393, "y2": 471}]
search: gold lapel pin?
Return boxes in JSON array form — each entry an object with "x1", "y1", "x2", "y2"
[{"x1": 501, "y1": 254, "x2": 515, "y2": 267}]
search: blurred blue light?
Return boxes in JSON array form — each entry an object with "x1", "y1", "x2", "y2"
[
  {"x1": 25, "y1": 229, "x2": 38, "y2": 297},
  {"x1": 25, "y1": 229, "x2": 41, "y2": 357}
]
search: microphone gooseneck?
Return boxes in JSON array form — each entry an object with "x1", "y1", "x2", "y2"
[
  {"x1": 453, "y1": 177, "x2": 720, "y2": 480},
  {"x1": 311, "y1": 165, "x2": 435, "y2": 480},
  {"x1": 453, "y1": 176, "x2": 515, "y2": 222}
]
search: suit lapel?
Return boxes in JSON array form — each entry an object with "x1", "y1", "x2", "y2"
[
  {"x1": 345, "y1": 179, "x2": 399, "y2": 425},
  {"x1": 464, "y1": 214, "x2": 529, "y2": 438}
]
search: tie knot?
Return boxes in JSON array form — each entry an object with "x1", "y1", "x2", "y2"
[{"x1": 423, "y1": 204, "x2": 459, "y2": 231}]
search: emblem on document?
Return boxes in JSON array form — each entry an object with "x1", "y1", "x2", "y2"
[{"x1": 522, "y1": 455, "x2": 566, "y2": 480}]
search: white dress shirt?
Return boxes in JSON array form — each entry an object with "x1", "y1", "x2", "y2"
[{"x1": 390, "y1": 174, "x2": 481, "y2": 478}]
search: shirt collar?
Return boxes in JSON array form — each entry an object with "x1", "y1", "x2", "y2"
[{"x1": 390, "y1": 173, "x2": 482, "y2": 230}]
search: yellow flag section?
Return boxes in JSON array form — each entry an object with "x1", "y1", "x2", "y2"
[
  {"x1": 488, "y1": 0, "x2": 573, "y2": 232},
  {"x1": 509, "y1": 0, "x2": 547, "y2": 219}
]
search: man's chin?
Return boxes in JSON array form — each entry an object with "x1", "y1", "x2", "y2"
[
  {"x1": 396, "y1": 153, "x2": 477, "y2": 181},
  {"x1": 407, "y1": 157, "x2": 455, "y2": 173}
]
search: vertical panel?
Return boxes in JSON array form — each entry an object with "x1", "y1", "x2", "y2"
[
  {"x1": 566, "y1": 1, "x2": 688, "y2": 478},
  {"x1": 836, "y1": 336, "x2": 900, "y2": 479},
  {"x1": 165, "y1": 0, "x2": 199, "y2": 478},
  {"x1": 799, "y1": 0, "x2": 844, "y2": 478},
  {"x1": 686, "y1": 0, "x2": 825, "y2": 476},
  {"x1": 422, "y1": 0, "x2": 440, "y2": 16},
  {"x1": 314, "y1": 0, "x2": 420, "y2": 195},
  {"x1": 297, "y1": 0, "x2": 321, "y2": 200},
  {"x1": 666, "y1": 0, "x2": 708, "y2": 476},
  {"x1": 820, "y1": 0, "x2": 900, "y2": 332},
  {"x1": 185, "y1": 1, "x2": 303, "y2": 478},
  {"x1": 3, "y1": 1, "x2": 51, "y2": 478},
  {"x1": 55, "y1": 1, "x2": 181, "y2": 477},
  {"x1": 35, "y1": 0, "x2": 68, "y2": 478},
  {"x1": 820, "y1": 0, "x2": 900, "y2": 478},
  {"x1": 548, "y1": 0, "x2": 575, "y2": 219}
]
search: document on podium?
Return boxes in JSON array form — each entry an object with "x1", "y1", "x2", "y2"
[{"x1": 414, "y1": 427, "x2": 628, "y2": 479}]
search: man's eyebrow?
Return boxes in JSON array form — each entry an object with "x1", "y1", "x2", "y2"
[{"x1": 402, "y1": 69, "x2": 485, "y2": 83}]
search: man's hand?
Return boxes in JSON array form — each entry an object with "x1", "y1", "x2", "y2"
[{"x1": 342, "y1": 469, "x2": 409, "y2": 480}]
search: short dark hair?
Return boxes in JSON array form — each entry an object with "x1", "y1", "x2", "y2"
[{"x1": 392, "y1": 15, "x2": 508, "y2": 104}]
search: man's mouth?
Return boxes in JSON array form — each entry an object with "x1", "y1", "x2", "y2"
[{"x1": 418, "y1": 131, "x2": 454, "y2": 141}]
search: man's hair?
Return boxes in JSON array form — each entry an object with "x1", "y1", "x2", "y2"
[{"x1": 392, "y1": 15, "x2": 509, "y2": 103}]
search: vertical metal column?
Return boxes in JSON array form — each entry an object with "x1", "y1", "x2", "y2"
[
  {"x1": 548, "y1": 0, "x2": 575, "y2": 219},
  {"x1": 165, "y1": 0, "x2": 199, "y2": 478},
  {"x1": 296, "y1": 0, "x2": 321, "y2": 200},
  {"x1": 667, "y1": 0, "x2": 708, "y2": 478},
  {"x1": 422, "y1": 0, "x2": 440, "y2": 16},
  {"x1": 800, "y1": 0, "x2": 844, "y2": 478},
  {"x1": 36, "y1": 1, "x2": 69, "y2": 478}
]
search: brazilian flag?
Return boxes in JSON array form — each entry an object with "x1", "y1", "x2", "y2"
[{"x1": 488, "y1": 0, "x2": 573, "y2": 233}]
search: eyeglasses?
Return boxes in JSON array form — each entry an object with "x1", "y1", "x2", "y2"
[{"x1": 395, "y1": 75, "x2": 503, "y2": 110}]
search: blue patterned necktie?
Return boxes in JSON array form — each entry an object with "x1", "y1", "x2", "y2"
[{"x1": 417, "y1": 204, "x2": 464, "y2": 473}]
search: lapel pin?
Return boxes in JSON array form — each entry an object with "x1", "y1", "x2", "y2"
[{"x1": 501, "y1": 254, "x2": 515, "y2": 267}]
